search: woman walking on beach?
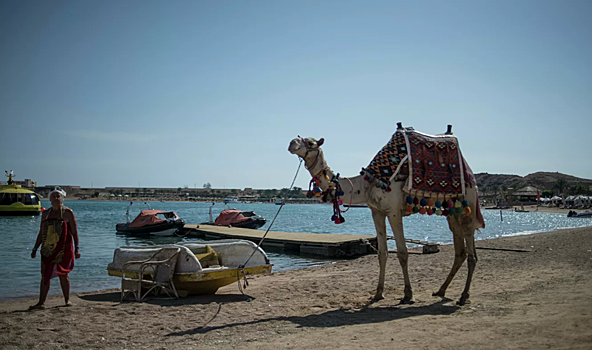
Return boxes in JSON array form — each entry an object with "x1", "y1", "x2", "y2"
[{"x1": 29, "y1": 188, "x2": 80, "y2": 310}]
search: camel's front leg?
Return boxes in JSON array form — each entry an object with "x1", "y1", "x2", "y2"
[
  {"x1": 458, "y1": 232, "x2": 477, "y2": 306},
  {"x1": 433, "y1": 220, "x2": 466, "y2": 299},
  {"x1": 370, "y1": 209, "x2": 388, "y2": 301},
  {"x1": 388, "y1": 214, "x2": 414, "y2": 304}
]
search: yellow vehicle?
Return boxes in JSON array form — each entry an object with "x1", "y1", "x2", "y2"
[{"x1": 0, "y1": 184, "x2": 43, "y2": 216}]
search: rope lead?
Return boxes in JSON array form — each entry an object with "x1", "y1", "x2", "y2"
[{"x1": 235, "y1": 158, "x2": 304, "y2": 295}]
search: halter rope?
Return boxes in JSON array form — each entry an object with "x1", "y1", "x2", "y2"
[{"x1": 236, "y1": 157, "x2": 304, "y2": 294}]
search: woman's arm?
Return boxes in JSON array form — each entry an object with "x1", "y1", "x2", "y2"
[
  {"x1": 31, "y1": 211, "x2": 46, "y2": 258},
  {"x1": 66, "y1": 209, "x2": 80, "y2": 259}
]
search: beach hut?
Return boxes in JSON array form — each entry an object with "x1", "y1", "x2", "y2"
[{"x1": 511, "y1": 186, "x2": 540, "y2": 203}]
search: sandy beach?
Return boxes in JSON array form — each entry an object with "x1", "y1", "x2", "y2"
[{"x1": 1, "y1": 225, "x2": 591, "y2": 349}]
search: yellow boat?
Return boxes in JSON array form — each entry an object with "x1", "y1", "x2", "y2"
[
  {"x1": 107, "y1": 240, "x2": 273, "y2": 296},
  {"x1": 0, "y1": 183, "x2": 43, "y2": 216}
]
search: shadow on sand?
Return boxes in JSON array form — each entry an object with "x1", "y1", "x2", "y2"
[
  {"x1": 78, "y1": 290, "x2": 255, "y2": 307},
  {"x1": 166, "y1": 299, "x2": 460, "y2": 337}
]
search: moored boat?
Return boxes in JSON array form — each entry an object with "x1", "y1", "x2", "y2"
[
  {"x1": 107, "y1": 240, "x2": 273, "y2": 295},
  {"x1": 116, "y1": 202, "x2": 186, "y2": 236},
  {"x1": 201, "y1": 203, "x2": 266, "y2": 229},
  {"x1": 0, "y1": 184, "x2": 43, "y2": 216},
  {"x1": 567, "y1": 210, "x2": 592, "y2": 218},
  {"x1": 223, "y1": 197, "x2": 239, "y2": 204}
]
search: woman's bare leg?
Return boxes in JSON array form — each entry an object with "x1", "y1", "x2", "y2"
[
  {"x1": 59, "y1": 275, "x2": 71, "y2": 305},
  {"x1": 29, "y1": 279, "x2": 50, "y2": 309}
]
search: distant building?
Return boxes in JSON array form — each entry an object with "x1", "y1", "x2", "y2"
[
  {"x1": 36, "y1": 185, "x2": 81, "y2": 198},
  {"x1": 511, "y1": 186, "x2": 540, "y2": 202},
  {"x1": 0, "y1": 179, "x2": 36, "y2": 188}
]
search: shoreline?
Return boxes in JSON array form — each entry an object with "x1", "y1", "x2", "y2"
[
  {"x1": 1, "y1": 226, "x2": 591, "y2": 349},
  {"x1": 58, "y1": 199, "x2": 586, "y2": 215},
  {"x1": 485, "y1": 204, "x2": 585, "y2": 215}
]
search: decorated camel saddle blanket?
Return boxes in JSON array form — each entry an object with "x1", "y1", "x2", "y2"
[{"x1": 361, "y1": 127, "x2": 478, "y2": 216}]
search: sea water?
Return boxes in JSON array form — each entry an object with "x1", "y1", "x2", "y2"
[{"x1": 1, "y1": 200, "x2": 590, "y2": 301}]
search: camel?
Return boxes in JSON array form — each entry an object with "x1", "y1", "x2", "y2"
[{"x1": 288, "y1": 123, "x2": 485, "y2": 306}]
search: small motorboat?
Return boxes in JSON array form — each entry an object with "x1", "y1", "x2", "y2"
[
  {"x1": 223, "y1": 197, "x2": 239, "y2": 204},
  {"x1": 116, "y1": 202, "x2": 186, "y2": 236},
  {"x1": 202, "y1": 203, "x2": 266, "y2": 229},
  {"x1": 107, "y1": 240, "x2": 273, "y2": 295},
  {"x1": 567, "y1": 210, "x2": 592, "y2": 218}
]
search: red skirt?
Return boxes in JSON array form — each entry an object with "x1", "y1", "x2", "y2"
[{"x1": 40, "y1": 218, "x2": 74, "y2": 284}]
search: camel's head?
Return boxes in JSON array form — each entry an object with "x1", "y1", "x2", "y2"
[{"x1": 288, "y1": 136, "x2": 324, "y2": 159}]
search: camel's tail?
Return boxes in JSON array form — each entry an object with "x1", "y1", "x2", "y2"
[{"x1": 475, "y1": 192, "x2": 485, "y2": 229}]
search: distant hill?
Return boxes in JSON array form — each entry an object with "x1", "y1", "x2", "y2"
[{"x1": 475, "y1": 172, "x2": 592, "y2": 193}]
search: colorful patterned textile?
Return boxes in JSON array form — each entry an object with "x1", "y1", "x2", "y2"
[
  {"x1": 40, "y1": 209, "x2": 74, "y2": 284},
  {"x1": 361, "y1": 127, "x2": 483, "y2": 226},
  {"x1": 406, "y1": 131, "x2": 464, "y2": 196},
  {"x1": 362, "y1": 129, "x2": 475, "y2": 197},
  {"x1": 361, "y1": 132, "x2": 408, "y2": 191}
]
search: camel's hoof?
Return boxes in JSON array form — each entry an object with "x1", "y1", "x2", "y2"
[
  {"x1": 432, "y1": 290, "x2": 446, "y2": 298},
  {"x1": 370, "y1": 294, "x2": 384, "y2": 302},
  {"x1": 399, "y1": 297, "x2": 415, "y2": 305},
  {"x1": 456, "y1": 298, "x2": 470, "y2": 306}
]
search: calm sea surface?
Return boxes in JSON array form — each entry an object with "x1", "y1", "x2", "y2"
[{"x1": 1, "y1": 200, "x2": 591, "y2": 301}]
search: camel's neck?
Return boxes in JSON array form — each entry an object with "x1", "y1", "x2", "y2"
[{"x1": 305, "y1": 152, "x2": 368, "y2": 205}]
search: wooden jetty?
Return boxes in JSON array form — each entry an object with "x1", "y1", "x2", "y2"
[{"x1": 183, "y1": 225, "x2": 439, "y2": 258}]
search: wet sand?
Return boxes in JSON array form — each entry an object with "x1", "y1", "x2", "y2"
[{"x1": 1, "y1": 226, "x2": 591, "y2": 349}]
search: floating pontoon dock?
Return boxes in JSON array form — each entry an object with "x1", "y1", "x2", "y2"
[{"x1": 183, "y1": 225, "x2": 439, "y2": 258}]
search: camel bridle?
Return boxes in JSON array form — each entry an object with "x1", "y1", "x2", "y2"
[
  {"x1": 296, "y1": 137, "x2": 354, "y2": 220},
  {"x1": 296, "y1": 136, "x2": 324, "y2": 174}
]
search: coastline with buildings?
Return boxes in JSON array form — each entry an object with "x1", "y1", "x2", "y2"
[
  {"x1": 2, "y1": 170, "x2": 591, "y2": 208},
  {"x1": 1, "y1": 182, "x2": 319, "y2": 204}
]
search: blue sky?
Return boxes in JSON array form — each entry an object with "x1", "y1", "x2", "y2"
[{"x1": 1, "y1": 0, "x2": 591, "y2": 190}]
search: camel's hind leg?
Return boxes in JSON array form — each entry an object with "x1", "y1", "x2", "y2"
[
  {"x1": 387, "y1": 214, "x2": 414, "y2": 304},
  {"x1": 370, "y1": 209, "x2": 388, "y2": 301},
  {"x1": 433, "y1": 219, "x2": 467, "y2": 299},
  {"x1": 458, "y1": 231, "x2": 477, "y2": 306}
]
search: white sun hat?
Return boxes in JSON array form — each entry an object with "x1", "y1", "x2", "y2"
[{"x1": 48, "y1": 187, "x2": 67, "y2": 198}]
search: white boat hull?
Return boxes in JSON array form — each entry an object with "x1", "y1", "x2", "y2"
[{"x1": 107, "y1": 240, "x2": 273, "y2": 295}]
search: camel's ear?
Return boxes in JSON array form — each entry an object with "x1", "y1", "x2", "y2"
[{"x1": 317, "y1": 138, "x2": 324, "y2": 147}]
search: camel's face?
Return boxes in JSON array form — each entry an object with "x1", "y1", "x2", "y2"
[{"x1": 288, "y1": 137, "x2": 324, "y2": 158}]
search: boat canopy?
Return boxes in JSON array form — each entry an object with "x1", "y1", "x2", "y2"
[
  {"x1": 214, "y1": 209, "x2": 252, "y2": 226},
  {"x1": 129, "y1": 210, "x2": 179, "y2": 228},
  {"x1": 0, "y1": 184, "x2": 38, "y2": 194},
  {"x1": 0, "y1": 185, "x2": 41, "y2": 206}
]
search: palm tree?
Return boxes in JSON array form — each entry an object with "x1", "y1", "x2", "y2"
[
  {"x1": 554, "y1": 178, "x2": 568, "y2": 197},
  {"x1": 492, "y1": 185, "x2": 500, "y2": 205},
  {"x1": 480, "y1": 185, "x2": 489, "y2": 202},
  {"x1": 500, "y1": 185, "x2": 508, "y2": 204}
]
